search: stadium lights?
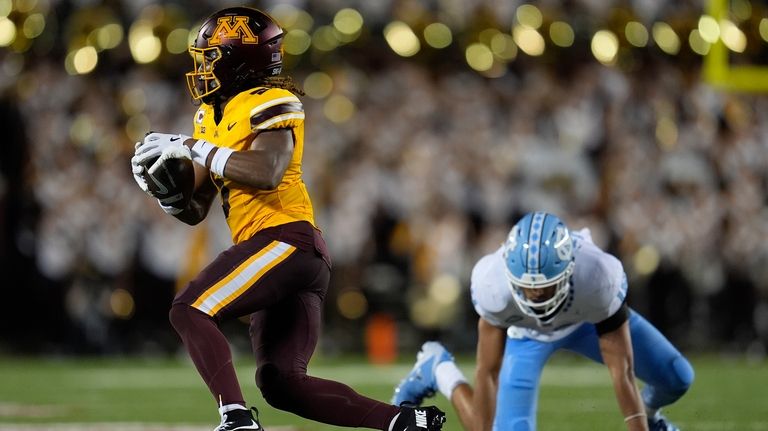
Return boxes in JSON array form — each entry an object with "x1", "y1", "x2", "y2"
[
  {"x1": 513, "y1": 25, "x2": 545, "y2": 56},
  {"x1": 428, "y1": 274, "x2": 461, "y2": 306},
  {"x1": 110, "y1": 288, "x2": 135, "y2": 319},
  {"x1": 760, "y1": 18, "x2": 768, "y2": 42},
  {"x1": 689, "y1": 30, "x2": 711, "y2": 56},
  {"x1": 284, "y1": 29, "x2": 312, "y2": 55},
  {"x1": 479, "y1": 28, "x2": 501, "y2": 46},
  {"x1": 633, "y1": 245, "x2": 660, "y2": 276},
  {"x1": 333, "y1": 8, "x2": 363, "y2": 37},
  {"x1": 73, "y1": 46, "x2": 98, "y2": 73},
  {"x1": 698, "y1": 15, "x2": 720, "y2": 43},
  {"x1": 719, "y1": 19, "x2": 747, "y2": 52},
  {"x1": 14, "y1": 0, "x2": 38, "y2": 13},
  {"x1": 465, "y1": 43, "x2": 494, "y2": 71},
  {"x1": 21, "y1": 12, "x2": 44, "y2": 38},
  {"x1": 0, "y1": 16, "x2": 15, "y2": 46},
  {"x1": 303, "y1": 71, "x2": 333, "y2": 99},
  {"x1": 270, "y1": 4, "x2": 314, "y2": 32},
  {"x1": 591, "y1": 30, "x2": 619, "y2": 65},
  {"x1": 423, "y1": 22, "x2": 452, "y2": 48},
  {"x1": 337, "y1": 290, "x2": 368, "y2": 320},
  {"x1": 312, "y1": 25, "x2": 340, "y2": 52},
  {"x1": 128, "y1": 21, "x2": 161, "y2": 63},
  {"x1": 731, "y1": 0, "x2": 752, "y2": 21},
  {"x1": 549, "y1": 21, "x2": 574, "y2": 47},
  {"x1": 516, "y1": 4, "x2": 543, "y2": 29},
  {"x1": 323, "y1": 94, "x2": 355, "y2": 123},
  {"x1": 165, "y1": 27, "x2": 188, "y2": 54},
  {"x1": 384, "y1": 21, "x2": 420, "y2": 57},
  {"x1": 491, "y1": 32, "x2": 517, "y2": 60},
  {"x1": 652, "y1": 22, "x2": 681, "y2": 55},
  {"x1": 0, "y1": 0, "x2": 10, "y2": 17},
  {"x1": 65, "y1": 46, "x2": 98, "y2": 75},
  {"x1": 410, "y1": 274, "x2": 462, "y2": 328},
  {"x1": 625, "y1": 21, "x2": 649, "y2": 47},
  {"x1": 94, "y1": 23, "x2": 123, "y2": 50}
]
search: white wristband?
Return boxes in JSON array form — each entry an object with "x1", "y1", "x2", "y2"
[
  {"x1": 435, "y1": 361, "x2": 468, "y2": 399},
  {"x1": 190, "y1": 139, "x2": 217, "y2": 166},
  {"x1": 190, "y1": 139, "x2": 234, "y2": 177},
  {"x1": 210, "y1": 147, "x2": 234, "y2": 177}
]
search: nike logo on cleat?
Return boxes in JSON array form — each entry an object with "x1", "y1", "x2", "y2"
[
  {"x1": 415, "y1": 410, "x2": 427, "y2": 428},
  {"x1": 232, "y1": 420, "x2": 259, "y2": 430}
]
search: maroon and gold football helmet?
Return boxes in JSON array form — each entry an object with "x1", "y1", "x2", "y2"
[{"x1": 186, "y1": 7, "x2": 284, "y2": 104}]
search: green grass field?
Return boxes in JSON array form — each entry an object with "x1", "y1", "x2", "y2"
[{"x1": 0, "y1": 353, "x2": 766, "y2": 430}]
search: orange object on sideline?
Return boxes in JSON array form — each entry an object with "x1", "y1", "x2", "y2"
[{"x1": 365, "y1": 313, "x2": 398, "y2": 364}]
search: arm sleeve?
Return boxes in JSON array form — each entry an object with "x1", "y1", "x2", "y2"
[{"x1": 595, "y1": 300, "x2": 629, "y2": 336}]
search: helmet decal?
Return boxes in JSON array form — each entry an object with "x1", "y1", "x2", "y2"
[
  {"x1": 209, "y1": 16, "x2": 259, "y2": 46},
  {"x1": 525, "y1": 212, "x2": 547, "y2": 275}
]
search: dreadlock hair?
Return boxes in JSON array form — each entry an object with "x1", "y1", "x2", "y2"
[
  {"x1": 205, "y1": 75, "x2": 306, "y2": 123},
  {"x1": 255, "y1": 76, "x2": 305, "y2": 96}
]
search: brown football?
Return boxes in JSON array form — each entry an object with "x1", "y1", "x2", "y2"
[{"x1": 141, "y1": 156, "x2": 195, "y2": 210}]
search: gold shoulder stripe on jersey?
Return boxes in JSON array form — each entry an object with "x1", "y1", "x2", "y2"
[
  {"x1": 248, "y1": 95, "x2": 302, "y2": 117},
  {"x1": 250, "y1": 102, "x2": 304, "y2": 130},
  {"x1": 253, "y1": 113, "x2": 306, "y2": 131}
]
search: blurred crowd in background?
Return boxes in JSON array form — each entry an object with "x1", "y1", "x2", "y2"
[{"x1": 1, "y1": 0, "x2": 768, "y2": 360}]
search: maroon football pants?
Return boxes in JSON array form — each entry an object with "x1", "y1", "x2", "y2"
[{"x1": 169, "y1": 222, "x2": 398, "y2": 429}]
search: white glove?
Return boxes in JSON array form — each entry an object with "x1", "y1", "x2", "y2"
[
  {"x1": 133, "y1": 132, "x2": 192, "y2": 175},
  {"x1": 131, "y1": 141, "x2": 152, "y2": 196}
]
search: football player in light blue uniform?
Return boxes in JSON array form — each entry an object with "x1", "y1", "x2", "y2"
[{"x1": 392, "y1": 212, "x2": 693, "y2": 431}]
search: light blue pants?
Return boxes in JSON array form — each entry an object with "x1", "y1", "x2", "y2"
[{"x1": 493, "y1": 310, "x2": 694, "y2": 431}]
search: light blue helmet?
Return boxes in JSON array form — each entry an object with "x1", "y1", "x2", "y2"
[{"x1": 503, "y1": 212, "x2": 575, "y2": 320}]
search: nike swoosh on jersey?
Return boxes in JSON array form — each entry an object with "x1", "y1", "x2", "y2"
[
  {"x1": 170, "y1": 136, "x2": 180, "y2": 141},
  {"x1": 227, "y1": 122, "x2": 237, "y2": 131}
]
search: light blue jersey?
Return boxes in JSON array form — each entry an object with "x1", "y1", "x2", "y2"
[{"x1": 469, "y1": 228, "x2": 694, "y2": 431}]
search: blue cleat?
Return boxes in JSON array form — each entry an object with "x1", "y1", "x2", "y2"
[
  {"x1": 648, "y1": 411, "x2": 680, "y2": 431},
  {"x1": 392, "y1": 341, "x2": 454, "y2": 406}
]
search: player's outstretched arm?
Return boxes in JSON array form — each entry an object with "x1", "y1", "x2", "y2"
[
  {"x1": 468, "y1": 317, "x2": 507, "y2": 431},
  {"x1": 430, "y1": 318, "x2": 505, "y2": 431},
  {"x1": 598, "y1": 321, "x2": 649, "y2": 431}
]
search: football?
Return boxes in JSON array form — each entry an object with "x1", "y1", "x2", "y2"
[{"x1": 141, "y1": 156, "x2": 195, "y2": 210}]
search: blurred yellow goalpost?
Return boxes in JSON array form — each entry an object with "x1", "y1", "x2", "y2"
[{"x1": 705, "y1": 0, "x2": 768, "y2": 92}]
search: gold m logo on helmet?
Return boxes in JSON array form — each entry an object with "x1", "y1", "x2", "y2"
[{"x1": 209, "y1": 16, "x2": 258, "y2": 45}]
